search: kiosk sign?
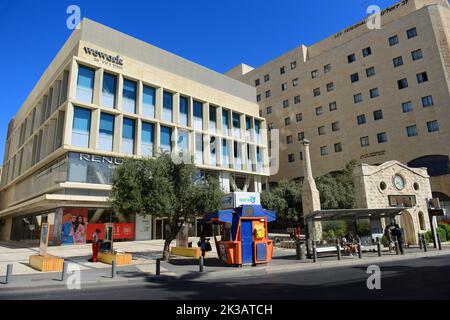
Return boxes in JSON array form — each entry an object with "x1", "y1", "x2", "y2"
[
  {"x1": 39, "y1": 223, "x2": 50, "y2": 257},
  {"x1": 221, "y1": 192, "x2": 261, "y2": 209}
]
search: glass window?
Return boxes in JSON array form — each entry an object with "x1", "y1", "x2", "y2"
[
  {"x1": 350, "y1": 73, "x2": 359, "y2": 83},
  {"x1": 292, "y1": 78, "x2": 299, "y2": 87},
  {"x1": 370, "y1": 88, "x2": 379, "y2": 98},
  {"x1": 256, "y1": 94, "x2": 261, "y2": 102},
  {"x1": 407, "y1": 125, "x2": 418, "y2": 137},
  {"x1": 373, "y1": 110, "x2": 383, "y2": 120},
  {"x1": 389, "y1": 35, "x2": 399, "y2": 46},
  {"x1": 377, "y1": 132, "x2": 388, "y2": 144},
  {"x1": 362, "y1": 47, "x2": 372, "y2": 57},
  {"x1": 264, "y1": 74, "x2": 270, "y2": 82},
  {"x1": 141, "y1": 122, "x2": 154, "y2": 157},
  {"x1": 280, "y1": 66, "x2": 286, "y2": 75},
  {"x1": 122, "y1": 79, "x2": 137, "y2": 114},
  {"x1": 163, "y1": 92, "x2": 173, "y2": 123},
  {"x1": 360, "y1": 136, "x2": 370, "y2": 147},
  {"x1": 357, "y1": 114, "x2": 366, "y2": 125},
  {"x1": 284, "y1": 117, "x2": 291, "y2": 126},
  {"x1": 332, "y1": 121, "x2": 340, "y2": 131},
  {"x1": 266, "y1": 106, "x2": 273, "y2": 114},
  {"x1": 72, "y1": 107, "x2": 91, "y2": 148},
  {"x1": 222, "y1": 110, "x2": 230, "y2": 136},
  {"x1": 298, "y1": 132, "x2": 305, "y2": 141},
  {"x1": 398, "y1": 78, "x2": 408, "y2": 89},
  {"x1": 142, "y1": 85, "x2": 156, "y2": 118},
  {"x1": 210, "y1": 136, "x2": 217, "y2": 166},
  {"x1": 195, "y1": 133, "x2": 203, "y2": 165},
  {"x1": 417, "y1": 72, "x2": 428, "y2": 84},
  {"x1": 320, "y1": 146, "x2": 328, "y2": 156},
  {"x1": 296, "y1": 113, "x2": 303, "y2": 122},
  {"x1": 232, "y1": 113, "x2": 241, "y2": 139},
  {"x1": 76, "y1": 65, "x2": 95, "y2": 103},
  {"x1": 209, "y1": 106, "x2": 217, "y2": 133},
  {"x1": 193, "y1": 100, "x2": 203, "y2": 130},
  {"x1": 315, "y1": 106, "x2": 323, "y2": 116},
  {"x1": 288, "y1": 154, "x2": 295, "y2": 163},
  {"x1": 179, "y1": 96, "x2": 189, "y2": 127},
  {"x1": 407, "y1": 27, "x2": 417, "y2": 39},
  {"x1": 265, "y1": 90, "x2": 271, "y2": 98},
  {"x1": 256, "y1": 147, "x2": 263, "y2": 173},
  {"x1": 160, "y1": 126, "x2": 172, "y2": 153},
  {"x1": 334, "y1": 143, "x2": 342, "y2": 153},
  {"x1": 402, "y1": 101, "x2": 413, "y2": 113},
  {"x1": 234, "y1": 141, "x2": 242, "y2": 170},
  {"x1": 245, "y1": 116, "x2": 252, "y2": 141},
  {"x1": 286, "y1": 135, "x2": 293, "y2": 144},
  {"x1": 324, "y1": 64, "x2": 332, "y2": 73},
  {"x1": 422, "y1": 95, "x2": 434, "y2": 108},
  {"x1": 329, "y1": 101, "x2": 337, "y2": 111},
  {"x1": 313, "y1": 88, "x2": 321, "y2": 97},
  {"x1": 291, "y1": 61, "x2": 297, "y2": 70},
  {"x1": 311, "y1": 70, "x2": 318, "y2": 79},
  {"x1": 427, "y1": 120, "x2": 439, "y2": 133},
  {"x1": 102, "y1": 73, "x2": 116, "y2": 108},
  {"x1": 294, "y1": 96, "x2": 301, "y2": 104},
  {"x1": 98, "y1": 113, "x2": 114, "y2": 151},
  {"x1": 412, "y1": 49, "x2": 423, "y2": 61},
  {"x1": 326, "y1": 82, "x2": 334, "y2": 92},
  {"x1": 121, "y1": 118, "x2": 135, "y2": 154},
  {"x1": 354, "y1": 93, "x2": 363, "y2": 104},
  {"x1": 393, "y1": 56, "x2": 404, "y2": 68},
  {"x1": 318, "y1": 126, "x2": 325, "y2": 135},
  {"x1": 255, "y1": 79, "x2": 260, "y2": 87},
  {"x1": 366, "y1": 67, "x2": 376, "y2": 77},
  {"x1": 348, "y1": 53, "x2": 356, "y2": 63},
  {"x1": 177, "y1": 130, "x2": 189, "y2": 154},
  {"x1": 281, "y1": 83, "x2": 288, "y2": 91},
  {"x1": 283, "y1": 99, "x2": 289, "y2": 108}
]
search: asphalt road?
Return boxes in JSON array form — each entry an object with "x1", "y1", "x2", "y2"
[{"x1": 1, "y1": 254, "x2": 450, "y2": 300}]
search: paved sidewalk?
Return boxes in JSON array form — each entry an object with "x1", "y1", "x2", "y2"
[{"x1": 0, "y1": 240, "x2": 448, "y2": 291}]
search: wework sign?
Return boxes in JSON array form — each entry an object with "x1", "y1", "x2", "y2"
[{"x1": 83, "y1": 46, "x2": 123, "y2": 66}]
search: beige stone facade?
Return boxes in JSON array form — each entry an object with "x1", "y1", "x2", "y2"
[
  {"x1": 227, "y1": 0, "x2": 450, "y2": 203},
  {"x1": 0, "y1": 19, "x2": 268, "y2": 242}
]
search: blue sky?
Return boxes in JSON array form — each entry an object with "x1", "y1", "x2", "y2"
[{"x1": 0, "y1": 0, "x2": 400, "y2": 162}]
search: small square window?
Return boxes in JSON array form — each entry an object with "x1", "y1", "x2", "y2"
[
  {"x1": 398, "y1": 78, "x2": 408, "y2": 90},
  {"x1": 427, "y1": 120, "x2": 439, "y2": 133},
  {"x1": 313, "y1": 88, "x2": 321, "y2": 97},
  {"x1": 292, "y1": 78, "x2": 299, "y2": 87},
  {"x1": 412, "y1": 49, "x2": 423, "y2": 61},
  {"x1": 255, "y1": 79, "x2": 260, "y2": 87},
  {"x1": 366, "y1": 67, "x2": 376, "y2": 77},
  {"x1": 264, "y1": 74, "x2": 270, "y2": 82},
  {"x1": 298, "y1": 132, "x2": 305, "y2": 141},
  {"x1": 334, "y1": 143, "x2": 342, "y2": 153},
  {"x1": 286, "y1": 135, "x2": 293, "y2": 144},
  {"x1": 357, "y1": 114, "x2": 366, "y2": 125},
  {"x1": 265, "y1": 90, "x2": 271, "y2": 98},
  {"x1": 299, "y1": 152, "x2": 304, "y2": 161},
  {"x1": 315, "y1": 106, "x2": 323, "y2": 116},
  {"x1": 360, "y1": 136, "x2": 370, "y2": 147},
  {"x1": 370, "y1": 88, "x2": 379, "y2": 98},
  {"x1": 407, "y1": 27, "x2": 418, "y2": 39},
  {"x1": 348, "y1": 53, "x2": 356, "y2": 63},
  {"x1": 311, "y1": 70, "x2": 318, "y2": 79},
  {"x1": 266, "y1": 106, "x2": 273, "y2": 114},
  {"x1": 393, "y1": 56, "x2": 404, "y2": 68},
  {"x1": 326, "y1": 82, "x2": 334, "y2": 92},
  {"x1": 350, "y1": 73, "x2": 359, "y2": 83},
  {"x1": 291, "y1": 61, "x2": 297, "y2": 70},
  {"x1": 283, "y1": 99, "x2": 289, "y2": 108},
  {"x1": 329, "y1": 101, "x2": 337, "y2": 111},
  {"x1": 377, "y1": 132, "x2": 388, "y2": 143},
  {"x1": 280, "y1": 66, "x2": 286, "y2": 75},
  {"x1": 320, "y1": 146, "x2": 328, "y2": 156},
  {"x1": 416, "y1": 72, "x2": 428, "y2": 84},
  {"x1": 296, "y1": 113, "x2": 303, "y2": 122},
  {"x1": 256, "y1": 94, "x2": 261, "y2": 102},
  {"x1": 422, "y1": 95, "x2": 434, "y2": 107},
  {"x1": 284, "y1": 117, "x2": 291, "y2": 126},
  {"x1": 332, "y1": 121, "x2": 340, "y2": 132},
  {"x1": 318, "y1": 126, "x2": 325, "y2": 135},
  {"x1": 407, "y1": 125, "x2": 418, "y2": 137},
  {"x1": 268, "y1": 123, "x2": 274, "y2": 130},
  {"x1": 288, "y1": 154, "x2": 295, "y2": 163},
  {"x1": 362, "y1": 47, "x2": 372, "y2": 57},
  {"x1": 294, "y1": 95, "x2": 301, "y2": 104},
  {"x1": 354, "y1": 93, "x2": 363, "y2": 104},
  {"x1": 402, "y1": 101, "x2": 413, "y2": 113},
  {"x1": 259, "y1": 110, "x2": 263, "y2": 117},
  {"x1": 281, "y1": 83, "x2": 288, "y2": 91},
  {"x1": 324, "y1": 64, "x2": 332, "y2": 73},
  {"x1": 389, "y1": 35, "x2": 399, "y2": 46},
  {"x1": 373, "y1": 110, "x2": 383, "y2": 121}
]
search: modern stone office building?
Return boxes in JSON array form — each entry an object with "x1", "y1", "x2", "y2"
[
  {"x1": 0, "y1": 19, "x2": 269, "y2": 244},
  {"x1": 227, "y1": 0, "x2": 450, "y2": 212}
]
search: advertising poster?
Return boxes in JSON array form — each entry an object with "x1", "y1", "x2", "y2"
[
  {"x1": 61, "y1": 208, "x2": 89, "y2": 245},
  {"x1": 39, "y1": 223, "x2": 49, "y2": 256}
]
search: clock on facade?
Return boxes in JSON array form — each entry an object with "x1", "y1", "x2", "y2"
[{"x1": 393, "y1": 174, "x2": 405, "y2": 190}]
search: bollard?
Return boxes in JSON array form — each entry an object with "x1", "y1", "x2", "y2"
[
  {"x1": 111, "y1": 260, "x2": 116, "y2": 278},
  {"x1": 376, "y1": 237, "x2": 382, "y2": 257},
  {"x1": 156, "y1": 258, "x2": 161, "y2": 276},
  {"x1": 295, "y1": 241, "x2": 301, "y2": 260},
  {"x1": 312, "y1": 242, "x2": 317, "y2": 263},
  {"x1": 199, "y1": 256, "x2": 204, "y2": 272},
  {"x1": 437, "y1": 233, "x2": 442, "y2": 251},
  {"x1": 357, "y1": 240, "x2": 362, "y2": 259},
  {"x1": 336, "y1": 239, "x2": 341, "y2": 261},
  {"x1": 299, "y1": 243, "x2": 306, "y2": 260},
  {"x1": 418, "y1": 233, "x2": 423, "y2": 250},
  {"x1": 394, "y1": 239, "x2": 400, "y2": 255},
  {"x1": 5, "y1": 264, "x2": 13, "y2": 284},
  {"x1": 60, "y1": 260, "x2": 68, "y2": 281},
  {"x1": 423, "y1": 236, "x2": 428, "y2": 252}
]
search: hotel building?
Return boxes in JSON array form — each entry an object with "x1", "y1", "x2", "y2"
[
  {"x1": 0, "y1": 19, "x2": 269, "y2": 244},
  {"x1": 227, "y1": 0, "x2": 450, "y2": 211}
]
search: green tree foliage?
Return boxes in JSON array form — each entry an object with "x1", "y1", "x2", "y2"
[
  {"x1": 322, "y1": 220, "x2": 347, "y2": 242},
  {"x1": 109, "y1": 153, "x2": 223, "y2": 260}
]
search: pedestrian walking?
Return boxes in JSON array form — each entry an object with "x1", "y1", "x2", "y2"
[{"x1": 392, "y1": 224, "x2": 404, "y2": 255}]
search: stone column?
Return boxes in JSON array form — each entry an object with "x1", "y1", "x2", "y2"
[{"x1": 301, "y1": 139, "x2": 322, "y2": 241}]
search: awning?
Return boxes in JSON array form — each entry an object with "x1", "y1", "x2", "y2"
[
  {"x1": 203, "y1": 209, "x2": 234, "y2": 224},
  {"x1": 306, "y1": 207, "x2": 410, "y2": 221}
]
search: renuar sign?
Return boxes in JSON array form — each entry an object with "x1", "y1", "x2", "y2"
[{"x1": 221, "y1": 192, "x2": 261, "y2": 209}]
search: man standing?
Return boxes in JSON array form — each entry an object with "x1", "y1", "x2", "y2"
[
  {"x1": 88, "y1": 229, "x2": 102, "y2": 263},
  {"x1": 392, "y1": 224, "x2": 404, "y2": 255}
]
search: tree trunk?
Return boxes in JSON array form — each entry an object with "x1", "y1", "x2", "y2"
[{"x1": 161, "y1": 218, "x2": 185, "y2": 261}]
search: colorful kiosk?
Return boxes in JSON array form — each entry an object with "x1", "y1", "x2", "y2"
[{"x1": 203, "y1": 204, "x2": 276, "y2": 266}]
